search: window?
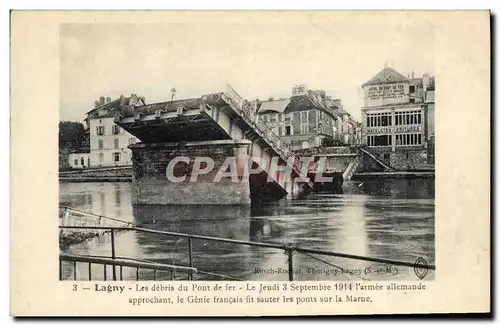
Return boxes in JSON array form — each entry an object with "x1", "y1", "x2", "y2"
[
  {"x1": 114, "y1": 138, "x2": 119, "y2": 149},
  {"x1": 98, "y1": 153, "x2": 104, "y2": 163},
  {"x1": 96, "y1": 126, "x2": 105, "y2": 135},
  {"x1": 300, "y1": 111, "x2": 309, "y2": 134},
  {"x1": 284, "y1": 114, "x2": 291, "y2": 121},
  {"x1": 98, "y1": 139, "x2": 104, "y2": 150},
  {"x1": 129, "y1": 138, "x2": 137, "y2": 145},
  {"x1": 80, "y1": 157, "x2": 84, "y2": 166},
  {"x1": 369, "y1": 135, "x2": 392, "y2": 146},
  {"x1": 409, "y1": 85, "x2": 415, "y2": 93},
  {"x1": 285, "y1": 126, "x2": 291, "y2": 135},
  {"x1": 74, "y1": 159, "x2": 78, "y2": 166},
  {"x1": 113, "y1": 152, "x2": 121, "y2": 162},
  {"x1": 270, "y1": 114, "x2": 276, "y2": 123},
  {"x1": 112, "y1": 125, "x2": 120, "y2": 135}
]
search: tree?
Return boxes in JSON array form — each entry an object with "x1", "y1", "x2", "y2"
[{"x1": 59, "y1": 121, "x2": 86, "y2": 150}]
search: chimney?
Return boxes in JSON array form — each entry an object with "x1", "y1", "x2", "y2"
[
  {"x1": 422, "y1": 73, "x2": 430, "y2": 87},
  {"x1": 100, "y1": 96, "x2": 105, "y2": 105},
  {"x1": 411, "y1": 71, "x2": 415, "y2": 78},
  {"x1": 106, "y1": 97, "x2": 111, "y2": 103},
  {"x1": 94, "y1": 100, "x2": 100, "y2": 108}
]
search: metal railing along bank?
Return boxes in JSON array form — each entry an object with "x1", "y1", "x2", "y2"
[
  {"x1": 59, "y1": 206, "x2": 135, "y2": 234},
  {"x1": 59, "y1": 221, "x2": 435, "y2": 282}
]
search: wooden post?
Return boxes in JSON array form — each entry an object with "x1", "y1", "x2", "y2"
[
  {"x1": 111, "y1": 229, "x2": 117, "y2": 281},
  {"x1": 286, "y1": 244, "x2": 294, "y2": 282},
  {"x1": 61, "y1": 208, "x2": 70, "y2": 235},
  {"x1": 187, "y1": 238, "x2": 193, "y2": 281}
]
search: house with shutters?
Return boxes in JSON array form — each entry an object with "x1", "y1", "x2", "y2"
[{"x1": 83, "y1": 94, "x2": 145, "y2": 167}]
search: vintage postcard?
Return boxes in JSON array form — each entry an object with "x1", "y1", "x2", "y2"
[{"x1": 10, "y1": 10, "x2": 490, "y2": 316}]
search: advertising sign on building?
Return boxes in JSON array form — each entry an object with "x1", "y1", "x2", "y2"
[
  {"x1": 365, "y1": 83, "x2": 409, "y2": 107},
  {"x1": 395, "y1": 125, "x2": 422, "y2": 133},
  {"x1": 368, "y1": 84, "x2": 405, "y2": 101},
  {"x1": 366, "y1": 127, "x2": 392, "y2": 134}
]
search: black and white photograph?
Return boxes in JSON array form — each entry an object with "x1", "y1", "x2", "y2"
[
  {"x1": 57, "y1": 18, "x2": 437, "y2": 283},
  {"x1": 8, "y1": 7, "x2": 493, "y2": 316}
]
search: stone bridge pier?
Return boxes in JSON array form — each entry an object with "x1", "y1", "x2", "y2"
[{"x1": 130, "y1": 140, "x2": 253, "y2": 205}]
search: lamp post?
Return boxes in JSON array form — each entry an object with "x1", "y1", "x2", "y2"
[{"x1": 171, "y1": 87, "x2": 176, "y2": 101}]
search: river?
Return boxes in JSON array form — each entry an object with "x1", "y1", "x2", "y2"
[{"x1": 59, "y1": 179, "x2": 435, "y2": 281}]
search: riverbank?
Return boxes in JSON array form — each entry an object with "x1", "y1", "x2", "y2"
[
  {"x1": 352, "y1": 170, "x2": 435, "y2": 179},
  {"x1": 59, "y1": 166, "x2": 132, "y2": 182}
]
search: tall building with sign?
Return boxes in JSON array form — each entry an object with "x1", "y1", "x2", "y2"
[{"x1": 361, "y1": 67, "x2": 435, "y2": 170}]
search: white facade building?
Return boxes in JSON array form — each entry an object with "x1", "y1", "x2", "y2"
[
  {"x1": 88, "y1": 116, "x2": 137, "y2": 167},
  {"x1": 68, "y1": 152, "x2": 90, "y2": 169},
  {"x1": 85, "y1": 95, "x2": 144, "y2": 168}
]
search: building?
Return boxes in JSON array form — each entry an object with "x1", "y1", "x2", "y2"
[
  {"x1": 84, "y1": 94, "x2": 145, "y2": 167},
  {"x1": 255, "y1": 85, "x2": 358, "y2": 150},
  {"x1": 361, "y1": 67, "x2": 435, "y2": 170},
  {"x1": 68, "y1": 152, "x2": 90, "y2": 169},
  {"x1": 424, "y1": 81, "x2": 435, "y2": 164}
]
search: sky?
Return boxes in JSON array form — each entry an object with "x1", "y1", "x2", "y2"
[{"x1": 59, "y1": 18, "x2": 434, "y2": 122}]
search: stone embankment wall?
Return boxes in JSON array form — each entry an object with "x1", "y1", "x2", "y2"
[{"x1": 59, "y1": 166, "x2": 132, "y2": 182}]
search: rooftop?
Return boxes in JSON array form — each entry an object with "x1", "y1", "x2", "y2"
[{"x1": 362, "y1": 67, "x2": 411, "y2": 87}]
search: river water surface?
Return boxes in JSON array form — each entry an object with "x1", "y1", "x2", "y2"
[{"x1": 59, "y1": 179, "x2": 435, "y2": 281}]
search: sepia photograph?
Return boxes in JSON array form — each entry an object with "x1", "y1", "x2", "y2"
[
  {"x1": 58, "y1": 19, "x2": 435, "y2": 283},
  {"x1": 10, "y1": 9, "x2": 491, "y2": 316}
]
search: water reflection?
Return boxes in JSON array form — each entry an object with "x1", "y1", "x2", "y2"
[{"x1": 59, "y1": 178, "x2": 435, "y2": 281}]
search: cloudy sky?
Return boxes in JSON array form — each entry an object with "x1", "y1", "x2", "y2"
[{"x1": 60, "y1": 17, "x2": 434, "y2": 122}]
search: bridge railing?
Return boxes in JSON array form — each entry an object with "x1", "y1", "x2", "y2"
[
  {"x1": 342, "y1": 155, "x2": 361, "y2": 181},
  {"x1": 59, "y1": 224, "x2": 435, "y2": 281},
  {"x1": 358, "y1": 145, "x2": 397, "y2": 171},
  {"x1": 222, "y1": 85, "x2": 308, "y2": 185}
]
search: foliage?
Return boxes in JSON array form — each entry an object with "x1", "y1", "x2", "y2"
[{"x1": 59, "y1": 121, "x2": 86, "y2": 149}]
